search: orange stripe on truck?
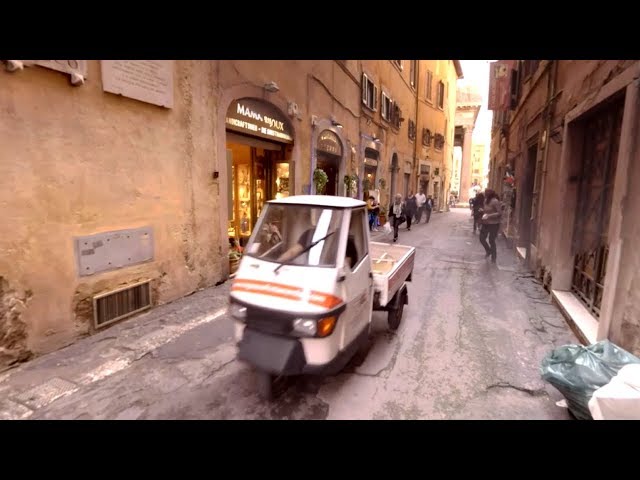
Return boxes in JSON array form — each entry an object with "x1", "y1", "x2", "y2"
[{"x1": 231, "y1": 278, "x2": 342, "y2": 309}]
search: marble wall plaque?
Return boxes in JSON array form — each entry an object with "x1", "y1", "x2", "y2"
[{"x1": 101, "y1": 60, "x2": 174, "y2": 108}]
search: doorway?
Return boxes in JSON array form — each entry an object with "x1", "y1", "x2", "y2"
[
  {"x1": 316, "y1": 152, "x2": 340, "y2": 196},
  {"x1": 519, "y1": 143, "x2": 538, "y2": 251},
  {"x1": 571, "y1": 96, "x2": 624, "y2": 318},
  {"x1": 226, "y1": 137, "x2": 289, "y2": 247}
]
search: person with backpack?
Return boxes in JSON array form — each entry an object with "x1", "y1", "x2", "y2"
[
  {"x1": 479, "y1": 189, "x2": 502, "y2": 263},
  {"x1": 472, "y1": 192, "x2": 485, "y2": 234}
]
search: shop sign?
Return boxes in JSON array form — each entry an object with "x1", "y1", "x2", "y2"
[
  {"x1": 316, "y1": 130, "x2": 343, "y2": 156},
  {"x1": 226, "y1": 98, "x2": 294, "y2": 144}
]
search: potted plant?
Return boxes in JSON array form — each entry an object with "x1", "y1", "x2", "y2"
[
  {"x1": 343, "y1": 174, "x2": 358, "y2": 197},
  {"x1": 228, "y1": 238, "x2": 243, "y2": 275},
  {"x1": 313, "y1": 168, "x2": 329, "y2": 195}
]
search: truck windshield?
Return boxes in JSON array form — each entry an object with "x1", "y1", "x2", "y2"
[{"x1": 244, "y1": 203, "x2": 344, "y2": 268}]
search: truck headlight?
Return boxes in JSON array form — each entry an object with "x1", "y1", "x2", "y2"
[
  {"x1": 292, "y1": 316, "x2": 338, "y2": 338},
  {"x1": 230, "y1": 303, "x2": 247, "y2": 320},
  {"x1": 293, "y1": 318, "x2": 317, "y2": 336}
]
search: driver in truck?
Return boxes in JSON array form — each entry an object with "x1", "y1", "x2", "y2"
[{"x1": 276, "y1": 207, "x2": 358, "y2": 268}]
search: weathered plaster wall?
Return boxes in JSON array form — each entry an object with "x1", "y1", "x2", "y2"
[
  {"x1": 359, "y1": 60, "x2": 418, "y2": 204},
  {"x1": 0, "y1": 60, "x2": 223, "y2": 365},
  {"x1": 488, "y1": 60, "x2": 640, "y2": 353}
]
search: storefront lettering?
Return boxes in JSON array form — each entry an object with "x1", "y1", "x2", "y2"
[
  {"x1": 317, "y1": 130, "x2": 343, "y2": 156},
  {"x1": 237, "y1": 103, "x2": 263, "y2": 121},
  {"x1": 226, "y1": 98, "x2": 294, "y2": 144},
  {"x1": 236, "y1": 103, "x2": 286, "y2": 132}
]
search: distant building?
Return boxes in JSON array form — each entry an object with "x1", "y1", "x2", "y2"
[{"x1": 454, "y1": 86, "x2": 482, "y2": 203}]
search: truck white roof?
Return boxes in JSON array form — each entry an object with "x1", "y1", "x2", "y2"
[{"x1": 268, "y1": 195, "x2": 366, "y2": 208}]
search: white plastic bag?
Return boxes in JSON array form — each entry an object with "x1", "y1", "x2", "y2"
[
  {"x1": 588, "y1": 364, "x2": 640, "y2": 420},
  {"x1": 382, "y1": 223, "x2": 392, "y2": 235}
]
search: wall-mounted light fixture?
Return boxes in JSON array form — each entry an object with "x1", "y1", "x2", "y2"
[
  {"x1": 263, "y1": 81, "x2": 279, "y2": 93},
  {"x1": 330, "y1": 115, "x2": 343, "y2": 129}
]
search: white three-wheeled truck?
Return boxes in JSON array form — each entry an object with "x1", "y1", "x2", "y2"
[{"x1": 229, "y1": 195, "x2": 416, "y2": 399}]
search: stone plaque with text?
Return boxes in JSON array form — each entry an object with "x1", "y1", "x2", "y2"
[{"x1": 101, "y1": 60, "x2": 174, "y2": 108}]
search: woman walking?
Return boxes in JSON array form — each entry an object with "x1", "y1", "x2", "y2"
[
  {"x1": 479, "y1": 189, "x2": 502, "y2": 263},
  {"x1": 367, "y1": 195, "x2": 379, "y2": 231},
  {"x1": 389, "y1": 193, "x2": 406, "y2": 243},
  {"x1": 472, "y1": 192, "x2": 485, "y2": 234}
]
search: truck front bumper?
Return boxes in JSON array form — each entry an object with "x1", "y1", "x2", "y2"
[{"x1": 237, "y1": 327, "x2": 367, "y2": 377}]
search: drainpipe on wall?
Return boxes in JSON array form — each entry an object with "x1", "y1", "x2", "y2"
[{"x1": 413, "y1": 65, "x2": 420, "y2": 195}]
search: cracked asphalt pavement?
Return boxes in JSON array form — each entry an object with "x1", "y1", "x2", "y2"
[{"x1": 0, "y1": 209, "x2": 578, "y2": 419}]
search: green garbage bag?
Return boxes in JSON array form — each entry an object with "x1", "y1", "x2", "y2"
[{"x1": 540, "y1": 340, "x2": 640, "y2": 420}]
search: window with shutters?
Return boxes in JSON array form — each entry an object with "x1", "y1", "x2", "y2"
[
  {"x1": 410, "y1": 60, "x2": 417, "y2": 89},
  {"x1": 408, "y1": 120, "x2": 416, "y2": 141},
  {"x1": 422, "y1": 128, "x2": 432, "y2": 146},
  {"x1": 361, "y1": 73, "x2": 378, "y2": 111},
  {"x1": 390, "y1": 103, "x2": 402, "y2": 129},
  {"x1": 437, "y1": 81, "x2": 445, "y2": 109},
  {"x1": 434, "y1": 133, "x2": 445, "y2": 150},
  {"x1": 426, "y1": 71, "x2": 433, "y2": 102},
  {"x1": 381, "y1": 92, "x2": 393, "y2": 121}
]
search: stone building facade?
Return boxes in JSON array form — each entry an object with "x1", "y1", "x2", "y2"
[
  {"x1": 487, "y1": 60, "x2": 640, "y2": 356},
  {"x1": 0, "y1": 59, "x2": 461, "y2": 369}
]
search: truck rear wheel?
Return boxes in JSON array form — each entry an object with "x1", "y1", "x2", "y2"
[
  {"x1": 387, "y1": 288, "x2": 407, "y2": 331},
  {"x1": 388, "y1": 303, "x2": 403, "y2": 331}
]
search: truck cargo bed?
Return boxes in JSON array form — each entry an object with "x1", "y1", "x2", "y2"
[{"x1": 370, "y1": 241, "x2": 415, "y2": 308}]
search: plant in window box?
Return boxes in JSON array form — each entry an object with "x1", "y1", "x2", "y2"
[{"x1": 313, "y1": 168, "x2": 329, "y2": 195}]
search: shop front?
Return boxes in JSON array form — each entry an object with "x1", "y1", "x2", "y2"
[
  {"x1": 315, "y1": 129, "x2": 344, "y2": 196},
  {"x1": 225, "y1": 98, "x2": 294, "y2": 249},
  {"x1": 363, "y1": 147, "x2": 380, "y2": 200}
]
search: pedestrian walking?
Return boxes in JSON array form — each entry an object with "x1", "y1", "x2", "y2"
[
  {"x1": 367, "y1": 195, "x2": 379, "y2": 231},
  {"x1": 472, "y1": 192, "x2": 485, "y2": 234},
  {"x1": 415, "y1": 189, "x2": 427, "y2": 223},
  {"x1": 479, "y1": 189, "x2": 502, "y2": 263},
  {"x1": 425, "y1": 195, "x2": 434, "y2": 223},
  {"x1": 405, "y1": 191, "x2": 417, "y2": 231},
  {"x1": 389, "y1": 193, "x2": 407, "y2": 243}
]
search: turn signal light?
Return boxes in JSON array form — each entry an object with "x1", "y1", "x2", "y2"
[{"x1": 317, "y1": 316, "x2": 337, "y2": 338}]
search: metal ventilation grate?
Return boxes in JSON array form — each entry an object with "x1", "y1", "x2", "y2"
[{"x1": 93, "y1": 280, "x2": 152, "y2": 329}]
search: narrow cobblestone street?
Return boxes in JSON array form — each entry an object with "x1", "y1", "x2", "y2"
[{"x1": 0, "y1": 209, "x2": 578, "y2": 420}]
